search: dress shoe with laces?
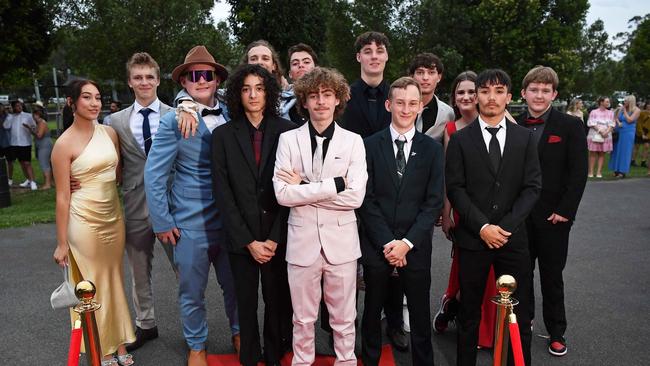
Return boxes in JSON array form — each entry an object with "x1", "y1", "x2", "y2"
[
  {"x1": 387, "y1": 327, "x2": 409, "y2": 351},
  {"x1": 125, "y1": 326, "x2": 158, "y2": 352},
  {"x1": 187, "y1": 349, "x2": 207, "y2": 366}
]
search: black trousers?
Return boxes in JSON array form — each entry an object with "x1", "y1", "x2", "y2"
[
  {"x1": 527, "y1": 216, "x2": 571, "y2": 341},
  {"x1": 229, "y1": 252, "x2": 293, "y2": 366},
  {"x1": 457, "y1": 245, "x2": 532, "y2": 366},
  {"x1": 362, "y1": 264, "x2": 434, "y2": 366}
]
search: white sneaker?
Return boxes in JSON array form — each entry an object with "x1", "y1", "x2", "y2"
[
  {"x1": 7, "y1": 179, "x2": 12, "y2": 186},
  {"x1": 30, "y1": 181, "x2": 38, "y2": 190},
  {"x1": 19, "y1": 179, "x2": 30, "y2": 188}
]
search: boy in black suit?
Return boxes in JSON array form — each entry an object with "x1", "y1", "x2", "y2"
[
  {"x1": 211, "y1": 64, "x2": 295, "y2": 366},
  {"x1": 359, "y1": 77, "x2": 444, "y2": 366},
  {"x1": 446, "y1": 69, "x2": 541, "y2": 366},
  {"x1": 516, "y1": 66, "x2": 588, "y2": 357}
]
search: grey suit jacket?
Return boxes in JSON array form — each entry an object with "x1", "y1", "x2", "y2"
[{"x1": 111, "y1": 101, "x2": 173, "y2": 221}]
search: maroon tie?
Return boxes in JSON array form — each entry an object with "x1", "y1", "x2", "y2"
[{"x1": 253, "y1": 130, "x2": 263, "y2": 166}]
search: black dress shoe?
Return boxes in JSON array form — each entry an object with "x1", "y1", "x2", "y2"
[
  {"x1": 387, "y1": 327, "x2": 409, "y2": 352},
  {"x1": 126, "y1": 326, "x2": 159, "y2": 352}
]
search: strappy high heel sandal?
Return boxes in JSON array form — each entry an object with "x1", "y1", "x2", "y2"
[{"x1": 117, "y1": 353, "x2": 134, "y2": 366}]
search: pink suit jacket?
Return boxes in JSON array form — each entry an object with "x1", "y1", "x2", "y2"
[{"x1": 273, "y1": 122, "x2": 368, "y2": 267}]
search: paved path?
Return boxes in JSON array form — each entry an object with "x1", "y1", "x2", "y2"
[{"x1": 1, "y1": 178, "x2": 648, "y2": 365}]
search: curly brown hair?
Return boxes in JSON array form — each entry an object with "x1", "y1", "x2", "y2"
[{"x1": 293, "y1": 67, "x2": 350, "y2": 119}]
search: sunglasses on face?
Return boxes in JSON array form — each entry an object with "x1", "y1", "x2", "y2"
[{"x1": 184, "y1": 70, "x2": 217, "y2": 82}]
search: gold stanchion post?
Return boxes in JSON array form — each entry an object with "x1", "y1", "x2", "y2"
[
  {"x1": 73, "y1": 280, "x2": 102, "y2": 366},
  {"x1": 491, "y1": 275, "x2": 519, "y2": 366}
]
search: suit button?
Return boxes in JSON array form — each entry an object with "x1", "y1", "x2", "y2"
[
  {"x1": 492, "y1": 204, "x2": 498, "y2": 210},
  {"x1": 260, "y1": 188, "x2": 265, "y2": 193},
  {"x1": 495, "y1": 182, "x2": 501, "y2": 188},
  {"x1": 261, "y1": 209, "x2": 267, "y2": 214},
  {"x1": 319, "y1": 224, "x2": 324, "y2": 228}
]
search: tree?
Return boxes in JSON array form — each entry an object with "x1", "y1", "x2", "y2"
[
  {"x1": 227, "y1": 0, "x2": 328, "y2": 67},
  {"x1": 618, "y1": 15, "x2": 650, "y2": 99},
  {"x1": 0, "y1": 0, "x2": 55, "y2": 86}
]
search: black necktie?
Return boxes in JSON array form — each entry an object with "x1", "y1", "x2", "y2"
[
  {"x1": 140, "y1": 108, "x2": 152, "y2": 156},
  {"x1": 367, "y1": 87, "x2": 378, "y2": 127},
  {"x1": 395, "y1": 138, "x2": 406, "y2": 182},
  {"x1": 486, "y1": 126, "x2": 501, "y2": 171},
  {"x1": 201, "y1": 107, "x2": 222, "y2": 117}
]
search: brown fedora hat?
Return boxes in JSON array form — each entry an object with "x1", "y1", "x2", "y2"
[{"x1": 171, "y1": 45, "x2": 229, "y2": 83}]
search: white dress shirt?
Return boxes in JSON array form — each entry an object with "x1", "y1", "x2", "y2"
[
  {"x1": 478, "y1": 116, "x2": 507, "y2": 156},
  {"x1": 130, "y1": 99, "x2": 161, "y2": 153},
  {"x1": 385, "y1": 123, "x2": 416, "y2": 250},
  {"x1": 3, "y1": 112, "x2": 36, "y2": 147}
]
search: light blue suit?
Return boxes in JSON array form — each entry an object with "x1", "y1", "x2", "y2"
[{"x1": 144, "y1": 99, "x2": 238, "y2": 350}]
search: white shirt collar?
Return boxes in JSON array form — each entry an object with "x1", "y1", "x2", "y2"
[
  {"x1": 478, "y1": 115, "x2": 507, "y2": 131},
  {"x1": 389, "y1": 123, "x2": 416, "y2": 142},
  {"x1": 133, "y1": 98, "x2": 160, "y2": 114}
]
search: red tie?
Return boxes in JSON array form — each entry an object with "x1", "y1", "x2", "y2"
[
  {"x1": 525, "y1": 117, "x2": 544, "y2": 126},
  {"x1": 253, "y1": 130, "x2": 263, "y2": 166}
]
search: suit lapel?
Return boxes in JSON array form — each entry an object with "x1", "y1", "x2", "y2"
[
  {"x1": 321, "y1": 123, "x2": 343, "y2": 178},
  {"x1": 380, "y1": 128, "x2": 400, "y2": 189},
  {"x1": 468, "y1": 120, "x2": 497, "y2": 177},
  {"x1": 258, "y1": 117, "x2": 277, "y2": 175},
  {"x1": 296, "y1": 123, "x2": 314, "y2": 182},
  {"x1": 233, "y1": 118, "x2": 258, "y2": 178},
  {"x1": 499, "y1": 121, "x2": 517, "y2": 176},
  {"x1": 120, "y1": 105, "x2": 147, "y2": 159},
  {"x1": 538, "y1": 108, "x2": 559, "y2": 157}
]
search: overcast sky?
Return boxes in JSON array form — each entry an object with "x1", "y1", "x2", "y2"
[{"x1": 211, "y1": 1, "x2": 650, "y2": 43}]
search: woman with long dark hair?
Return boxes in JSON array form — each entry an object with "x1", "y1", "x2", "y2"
[{"x1": 51, "y1": 79, "x2": 135, "y2": 366}]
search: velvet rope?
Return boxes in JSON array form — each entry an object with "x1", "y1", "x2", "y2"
[
  {"x1": 508, "y1": 322, "x2": 525, "y2": 366},
  {"x1": 67, "y1": 327, "x2": 82, "y2": 366}
]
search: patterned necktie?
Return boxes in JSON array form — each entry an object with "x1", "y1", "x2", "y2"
[
  {"x1": 486, "y1": 126, "x2": 501, "y2": 171},
  {"x1": 313, "y1": 135, "x2": 326, "y2": 181},
  {"x1": 253, "y1": 129, "x2": 263, "y2": 167},
  {"x1": 140, "y1": 108, "x2": 152, "y2": 155},
  {"x1": 395, "y1": 138, "x2": 406, "y2": 182}
]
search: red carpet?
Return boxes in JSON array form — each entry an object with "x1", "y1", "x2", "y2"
[{"x1": 207, "y1": 344, "x2": 396, "y2": 366}]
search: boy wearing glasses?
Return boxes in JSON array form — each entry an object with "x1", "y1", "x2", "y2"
[{"x1": 144, "y1": 45, "x2": 239, "y2": 366}]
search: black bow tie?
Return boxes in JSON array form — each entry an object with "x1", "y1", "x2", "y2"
[{"x1": 201, "y1": 108, "x2": 222, "y2": 117}]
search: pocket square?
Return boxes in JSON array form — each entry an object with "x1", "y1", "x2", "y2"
[{"x1": 548, "y1": 135, "x2": 562, "y2": 143}]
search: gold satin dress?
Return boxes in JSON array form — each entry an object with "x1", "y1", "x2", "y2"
[{"x1": 67, "y1": 125, "x2": 135, "y2": 355}]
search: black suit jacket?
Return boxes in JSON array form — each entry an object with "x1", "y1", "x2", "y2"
[
  {"x1": 446, "y1": 119, "x2": 542, "y2": 251},
  {"x1": 341, "y1": 79, "x2": 391, "y2": 138},
  {"x1": 211, "y1": 115, "x2": 296, "y2": 255},
  {"x1": 516, "y1": 108, "x2": 588, "y2": 221},
  {"x1": 358, "y1": 128, "x2": 444, "y2": 270}
]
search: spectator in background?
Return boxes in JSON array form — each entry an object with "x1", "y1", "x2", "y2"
[
  {"x1": 62, "y1": 95, "x2": 74, "y2": 131},
  {"x1": 586, "y1": 97, "x2": 615, "y2": 178},
  {"x1": 609, "y1": 95, "x2": 640, "y2": 178},
  {"x1": 566, "y1": 98, "x2": 584, "y2": 123},
  {"x1": 0, "y1": 106, "x2": 9, "y2": 161},
  {"x1": 29, "y1": 108, "x2": 53, "y2": 189},
  {"x1": 102, "y1": 100, "x2": 121, "y2": 126},
  {"x1": 3, "y1": 100, "x2": 37, "y2": 189},
  {"x1": 631, "y1": 102, "x2": 649, "y2": 169}
]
